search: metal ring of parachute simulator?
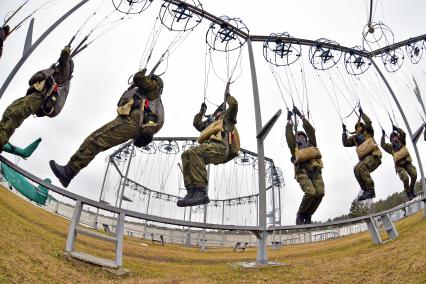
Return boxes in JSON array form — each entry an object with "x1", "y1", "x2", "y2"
[
  {"x1": 362, "y1": 22, "x2": 395, "y2": 50},
  {"x1": 181, "y1": 139, "x2": 198, "y2": 152},
  {"x1": 234, "y1": 152, "x2": 256, "y2": 166},
  {"x1": 405, "y1": 41, "x2": 424, "y2": 64},
  {"x1": 382, "y1": 48, "x2": 405, "y2": 72},
  {"x1": 262, "y1": 32, "x2": 302, "y2": 67},
  {"x1": 158, "y1": 140, "x2": 180, "y2": 154},
  {"x1": 112, "y1": 0, "x2": 153, "y2": 15},
  {"x1": 137, "y1": 141, "x2": 157, "y2": 154},
  {"x1": 344, "y1": 46, "x2": 371, "y2": 75},
  {"x1": 205, "y1": 15, "x2": 249, "y2": 52},
  {"x1": 308, "y1": 38, "x2": 342, "y2": 70},
  {"x1": 159, "y1": 0, "x2": 203, "y2": 32}
]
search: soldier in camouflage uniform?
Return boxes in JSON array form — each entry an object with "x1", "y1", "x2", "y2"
[
  {"x1": 381, "y1": 126, "x2": 417, "y2": 200},
  {"x1": 286, "y1": 107, "x2": 324, "y2": 225},
  {"x1": 0, "y1": 25, "x2": 10, "y2": 59},
  {"x1": 342, "y1": 107, "x2": 382, "y2": 201},
  {"x1": 49, "y1": 69, "x2": 164, "y2": 188},
  {"x1": 178, "y1": 93, "x2": 238, "y2": 207},
  {"x1": 0, "y1": 46, "x2": 73, "y2": 151}
]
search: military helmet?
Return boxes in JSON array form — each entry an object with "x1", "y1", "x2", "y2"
[{"x1": 151, "y1": 75, "x2": 164, "y2": 91}]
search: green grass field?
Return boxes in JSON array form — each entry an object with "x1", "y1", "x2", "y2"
[{"x1": 1, "y1": 186, "x2": 425, "y2": 283}]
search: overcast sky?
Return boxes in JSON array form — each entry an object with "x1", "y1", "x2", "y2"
[{"x1": 0, "y1": 0, "x2": 425, "y2": 225}]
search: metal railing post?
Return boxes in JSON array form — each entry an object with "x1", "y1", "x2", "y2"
[{"x1": 65, "y1": 200, "x2": 83, "y2": 252}]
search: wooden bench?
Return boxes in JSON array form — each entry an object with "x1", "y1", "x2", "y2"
[
  {"x1": 151, "y1": 233, "x2": 164, "y2": 246},
  {"x1": 233, "y1": 242, "x2": 248, "y2": 252}
]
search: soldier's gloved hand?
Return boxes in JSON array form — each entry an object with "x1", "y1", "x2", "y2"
[
  {"x1": 287, "y1": 110, "x2": 293, "y2": 121},
  {"x1": 382, "y1": 128, "x2": 386, "y2": 136},
  {"x1": 392, "y1": 125, "x2": 398, "y2": 132},
  {"x1": 342, "y1": 123, "x2": 347, "y2": 133},
  {"x1": 62, "y1": 46, "x2": 71, "y2": 54},
  {"x1": 293, "y1": 106, "x2": 302, "y2": 117},
  {"x1": 358, "y1": 106, "x2": 364, "y2": 116},
  {"x1": 200, "y1": 102, "x2": 207, "y2": 114}
]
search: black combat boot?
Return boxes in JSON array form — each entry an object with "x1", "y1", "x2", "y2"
[
  {"x1": 358, "y1": 189, "x2": 376, "y2": 201},
  {"x1": 177, "y1": 187, "x2": 209, "y2": 207},
  {"x1": 177, "y1": 188, "x2": 195, "y2": 207},
  {"x1": 49, "y1": 160, "x2": 74, "y2": 188},
  {"x1": 304, "y1": 215, "x2": 312, "y2": 224},
  {"x1": 406, "y1": 190, "x2": 416, "y2": 201},
  {"x1": 296, "y1": 214, "x2": 306, "y2": 225}
]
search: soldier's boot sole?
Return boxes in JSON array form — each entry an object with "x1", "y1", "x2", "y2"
[{"x1": 184, "y1": 195, "x2": 210, "y2": 207}]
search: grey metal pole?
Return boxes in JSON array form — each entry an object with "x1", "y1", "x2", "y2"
[
  {"x1": 94, "y1": 159, "x2": 111, "y2": 227},
  {"x1": 256, "y1": 195, "x2": 259, "y2": 226},
  {"x1": 247, "y1": 38, "x2": 268, "y2": 264},
  {"x1": 113, "y1": 145, "x2": 134, "y2": 230},
  {"x1": 371, "y1": 59, "x2": 426, "y2": 196},
  {"x1": 23, "y1": 18, "x2": 34, "y2": 55},
  {"x1": 0, "y1": 0, "x2": 90, "y2": 100},
  {"x1": 221, "y1": 200, "x2": 225, "y2": 225},
  {"x1": 278, "y1": 185, "x2": 282, "y2": 226},
  {"x1": 118, "y1": 145, "x2": 135, "y2": 210},
  {"x1": 143, "y1": 191, "x2": 151, "y2": 236},
  {"x1": 185, "y1": 207, "x2": 192, "y2": 247},
  {"x1": 201, "y1": 164, "x2": 210, "y2": 251}
]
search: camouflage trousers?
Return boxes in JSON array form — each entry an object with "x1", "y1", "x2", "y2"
[
  {"x1": 354, "y1": 154, "x2": 382, "y2": 191},
  {"x1": 396, "y1": 162, "x2": 417, "y2": 194},
  {"x1": 181, "y1": 140, "x2": 227, "y2": 189},
  {"x1": 67, "y1": 110, "x2": 140, "y2": 175},
  {"x1": 295, "y1": 167, "x2": 325, "y2": 216},
  {"x1": 0, "y1": 92, "x2": 43, "y2": 148}
]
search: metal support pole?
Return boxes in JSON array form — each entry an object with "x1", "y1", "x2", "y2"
[
  {"x1": 118, "y1": 146, "x2": 135, "y2": 210},
  {"x1": 201, "y1": 165, "x2": 210, "y2": 251},
  {"x1": 221, "y1": 200, "x2": 225, "y2": 225},
  {"x1": 144, "y1": 191, "x2": 151, "y2": 236},
  {"x1": 65, "y1": 200, "x2": 83, "y2": 252},
  {"x1": 115, "y1": 212, "x2": 126, "y2": 267},
  {"x1": 113, "y1": 145, "x2": 134, "y2": 231},
  {"x1": 371, "y1": 59, "x2": 426, "y2": 197},
  {"x1": 23, "y1": 18, "x2": 34, "y2": 55},
  {"x1": 278, "y1": 185, "x2": 282, "y2": 226},
  {"x1": 94, "y1": 159, "x2": 111, "y2": 228},
  {"x1": 247, "y1": 38, "x2": 268, "y2": 264},
  {"x1": 185, "y1": 207, "x2": 192, "y2": 247},
  {"x1": 0, "y1": 0, "x2": 90, "y2": 100}
]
